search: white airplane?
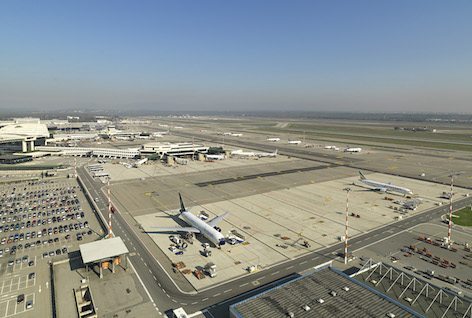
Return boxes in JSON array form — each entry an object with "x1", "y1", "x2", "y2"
[
  {"x1": 133, "y1": 158, "x2": 148, "y2": 167},
  {"x1": 231, "y1": 133, "x2": 243, "y2": 137},
  {"x1": 267, "y1": 137, "x2": 280, "y2": 142},
  {"x1": 255, "y1": 149, "x2": 278, "y2": 158},
  {"x1": 288, "y1": 140, "x2": 302, "y2": 145},
  {"x1": 231, "y1": 149, "x2": 255, "y2": 157},
  {"x1": 358, "y1": 171, "x2": 413, "y2": 196},
  {"x1": 345, "y1": 147, "x2": 362, "y2": 153},
  {"x1": 324, "y1": 145, "x2": 339, "y2": 150},
  {"x1": 119, "y1": 162, "x2": 133, "y2": 169},
  {"x1": 150, "y1": 194, "x2": 229, "y2": 247},
  {"x1": 206, "y1": 154, "x2": 226, "y2": 160}
]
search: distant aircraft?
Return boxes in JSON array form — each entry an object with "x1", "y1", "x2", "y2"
[
  {"x1": 231, "y1": 149, "x2": 255, "y2": 157},
  {"x1": 267, "y1": 137, "x2": 280, "y2": 142},
  {"x1": 344, "y1": 147, "x2": 362, "y2": 153},
  {"x1": 358, "y1": 171, "x2": 413, "y2": 195},
  {"x1": 288, "y1": 140, "x2": 302, "y2": 145},
  {"x1": 150, "y1": 194, "x2": 228, "y2": 247},
  {"x1": 206, "y1": 154, "x2": 226, "y2": 160},
  {"x1": 324, "y1": 145, "x2": 339, "y2": 151},
  {"x1": 119, "y1": 162, "x2": 133, "y2": 169},
  {"x1": 133, "y1": 158, "x2": 148, "y2": 167},
  {"x1": 255, "y1": 149, "x2": 278, "y2": 158}
]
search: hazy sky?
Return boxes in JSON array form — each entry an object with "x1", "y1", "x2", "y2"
[{"x1": 1, "y1": 1, "x2": 471, "y2": 113}]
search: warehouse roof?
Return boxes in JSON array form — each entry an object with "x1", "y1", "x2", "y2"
[
  {"x1": 79, "y1": 237, "x2": 129, "y2": 264},
  {"x1": 230, "y1": 267, "x2": 417, "y2": 318}
]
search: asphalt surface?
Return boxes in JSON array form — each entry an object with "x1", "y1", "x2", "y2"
[{"x1": 76, "y1": 163, "x2": 472, "y2": 316}]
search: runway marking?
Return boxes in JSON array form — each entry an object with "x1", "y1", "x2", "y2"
[
  {"x1": 271, "y1": 271, "x2": 279, "y2": 276},
  {"x1": 192, "y1": 301, "x2": 198, "y2": 305},
  {"x1": 213, "y1": 293, "x2": 221, "y2": 297},
  {"x1": 286, "y1": 265, "x2": 294, "y2": 270},
  {"x1": 202, "y1": 298, "x2": 209, "y2": 301},
  {"x1": 239, "y1": 283, "x2": 249, "y2": 287},
  {"x1": 259, "y1": 276, "x2": 266, "y2": 280},
  {"x1": 223, "y1": 289, "x2": 232, "y2": 293},
  {"x1": 300, "y1": 261, "x2": 307, "y2": 265},
  {"x1": 153, "y1": 276, "x2": 157, "y2": 281}
]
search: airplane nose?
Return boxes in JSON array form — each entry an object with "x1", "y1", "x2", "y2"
[{"x1": 219, "y1": 239, "x2": 226, "y2": 246}]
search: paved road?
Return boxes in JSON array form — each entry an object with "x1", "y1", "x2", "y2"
[{"x1": 77, "y1": 164, "x2": 472, "y2": 316}]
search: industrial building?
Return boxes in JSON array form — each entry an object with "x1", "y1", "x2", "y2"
[{"x1": 230, "y1": 264, "x2": 419, "y2": 318}]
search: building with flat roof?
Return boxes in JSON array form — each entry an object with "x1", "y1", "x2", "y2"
[
  {"x1": 36, "y1": 146, "x2": 140, "y2": 158},
  {"x1": 0, "y1": 154, "x2": 33, "y2": 164},
  {"x1": 140, "y1": 142, "x2": 209, "y2": 158},
  {"x1": 230, "y1": 265, "x2": 419, "y2": 318},
  {"x1": 79, "y1": 237, "x2": 129, "y2": 279}
]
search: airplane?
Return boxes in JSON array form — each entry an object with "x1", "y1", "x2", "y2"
[
  {"x1": 324, "y1": 145, "x2": 339, "y2": 151},
  {"x1": 358, "y1": 171, "x2": 413, "y2": 196},
  {"x1": 150, "y1": 194, "x2": 229, "y2": 247},
  {"x1": 288, "y1": 140, "x2": 302, "y2": 145},
  {"x1": 119, "y1": 162, "x2": 133, "y2": 169},
  {"x1": 267, "y1": 137, "x2": 280, "y2": 142},
  {"x1": 255, "y1": 149, "x2": 278, "y2": 158},
  {"x1": 133, "y1": 158, "x2": 148, "y2": 167},
  {"x1": 206, "y1": 154, "x2": 226, "y2": 160},
  {"x1": 231, "y1": 149, "x2": 256, "y2": 157},
  {"x1": 344, "y1": 147, "x2": 362, "y2": 153}
]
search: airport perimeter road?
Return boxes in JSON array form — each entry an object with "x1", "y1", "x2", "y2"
[{"x1": 76, "y1": 165, "x2": 472, "y2": 315}]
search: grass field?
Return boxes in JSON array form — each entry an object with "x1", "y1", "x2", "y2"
[{"x1": 454, "y1": 207, "x2": 472, "y2": 226}]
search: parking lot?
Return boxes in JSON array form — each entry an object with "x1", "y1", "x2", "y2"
[{"x1": 0, "y1": 176, "x2": 104, "y2": 317}]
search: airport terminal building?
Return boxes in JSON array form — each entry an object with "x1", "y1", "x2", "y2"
[
  {"x1": 140, "y1": 142, "x2": 209, "y2": 158},
  {"x1": 0, "y1": 123, "x2": 49, "y2": 153},
  {"x1": 230, "y1": 265, "x2": 419, "y2": 318}
]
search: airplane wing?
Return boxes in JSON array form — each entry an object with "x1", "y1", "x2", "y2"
[
  {"x1": 207, "y1": 212, "x2": 229, "y2": 227},
  {"x1": 149, "y1": 226, "x2": 200, "y2": 233}
]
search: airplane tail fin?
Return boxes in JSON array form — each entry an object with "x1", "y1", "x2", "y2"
[
  {"x1": 358, "y1": 171, "x2": 366, "y2": 180},
  {"x1": 178, "y1": 193, "x2": 186, "y2": 213}
]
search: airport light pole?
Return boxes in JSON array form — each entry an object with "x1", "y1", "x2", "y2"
[
  {"x1": 447, "y1": 173, "x2": 460, "y2": 245},
  {"x1": 107, "y1": 177, "x2": 113, "y2": 238},
  {"x1": 343, "y1": 187, "x2": 351, "y2": 264}
]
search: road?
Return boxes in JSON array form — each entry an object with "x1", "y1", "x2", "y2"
[{"x1": 76, "y1": 164, "x2": 472, "y2": 316}]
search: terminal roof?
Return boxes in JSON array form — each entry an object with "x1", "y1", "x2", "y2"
[{"x1": 230, "y1": 267, "x2": 416, "y2": 318}]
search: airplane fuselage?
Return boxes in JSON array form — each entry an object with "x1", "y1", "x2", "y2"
[
  {"x1": 361, "y1": 179, "x2": 412, "y2": 195},
  {"x1": 181, "y1": 211, "x2": 226, "y2": 246}
]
